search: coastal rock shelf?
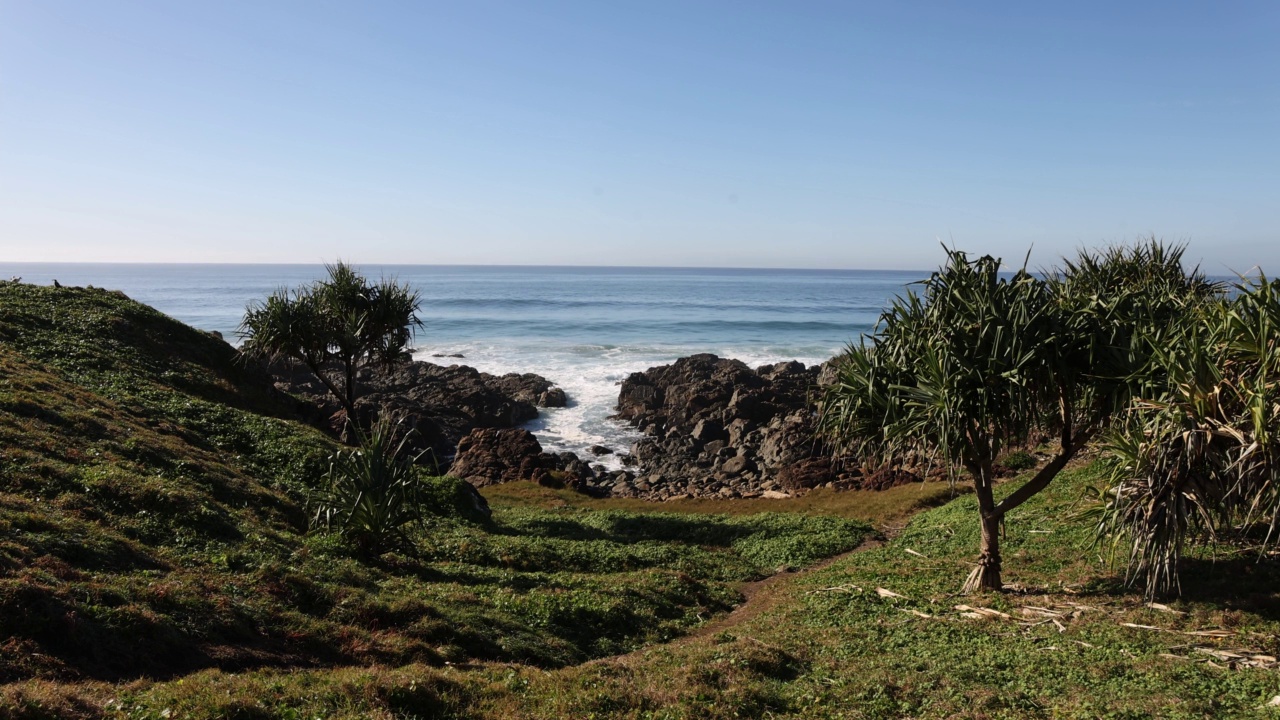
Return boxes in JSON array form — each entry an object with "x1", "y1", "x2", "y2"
[
  {"x1": 437, "y1": 353, "x2": 924, "y2": 500},
  {"x1": 269, "y1": 352, "x2": 918, "y2": 500},
  {"x1": 267, "y1": 358, "x2": 566, "y2": 463},
  {"x1": 610, "y1": 353, "x2": 866, "y2": 500},
  {"x1": 450, "y1": 427, "x2": 618, "y2": 495}
]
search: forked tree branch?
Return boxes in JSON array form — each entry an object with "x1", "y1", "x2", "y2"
[{"x1": 993, "y1": 422, "x2": 1097, "y2": 516}]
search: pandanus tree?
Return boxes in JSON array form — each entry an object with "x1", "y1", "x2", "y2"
[
  {"x1": 310, "y1": 416, "x2": 430, "y2": 558},
  {"x1": 239, "y1": 261, "x2": 423, "y2": 424},
  {"x1": 819, "y1": 241, "x2": 1218, "y2": 592},
  {"x1": 1097, "y1": 275, "x2": 1280, "y2": 598}
]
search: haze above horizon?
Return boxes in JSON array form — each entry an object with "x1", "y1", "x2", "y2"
[{"x1": 2, "y1": 2, "x2": 1277, "y2": 273}]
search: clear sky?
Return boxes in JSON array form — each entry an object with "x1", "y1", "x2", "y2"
[{"x1": 1, "y1": 1, "x2": 1276, "y2": 272}]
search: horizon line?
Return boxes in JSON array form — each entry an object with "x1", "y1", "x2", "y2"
[{"x1": 0, "y1": 260, "x2": 936, "y2": 273}]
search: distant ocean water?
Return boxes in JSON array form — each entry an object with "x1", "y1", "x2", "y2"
[{"x1": 2, "y1": 263, "x2": 921, "y2": 467}]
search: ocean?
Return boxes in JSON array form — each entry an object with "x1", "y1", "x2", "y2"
[{"x1": 1, "y1": 263, "x2": 921, "y2": 466}]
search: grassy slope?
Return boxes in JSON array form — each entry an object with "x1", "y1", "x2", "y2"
[
  {"x1": 18, "y1": 463, "x2": 1277, "y2": 719},
  {"x1": 0, "y1": 283, "x2": 875, "y2": 717},
  {"x1": 476, "y1": 460, "x2": 1280, "y2": 720},
  {"x1": 5, "y1": 283, "x2": 1276, "y2": 719}
]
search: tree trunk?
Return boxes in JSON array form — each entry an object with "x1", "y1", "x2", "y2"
[
  {"x1": 963, "y1": 508, "x2": 1003, "y2": 593},
  {"x1": 343, "y1": 357, "x2": 357, "y2": 423},
  {"x1": 963, "y1": 475, "x2": 1003, "y2": 593},
  {"x1": 304, "y1": 358, "x2": 358, "y2": 442}
]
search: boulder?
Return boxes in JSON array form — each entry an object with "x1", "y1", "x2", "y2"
[
  {"x1": 778, "y1": 457, "x2": 839, "y2": 493},
  {"x1": 538, "y1": 387, "x2": 568, "y2": 407},
  {"x1": 490, "y1": 372, "x2": 566, "y2": 408},
  {"x1": 447, "y1": 429, "x2": 622, "y2": 497},
  {"x1": 449, "y1": 428, "x2": 550, "y2": 487},
  {"x1": 691, "y1": 418, "x2": 726, "y2": 443},
  {"x1": 612, "y1": 354, "x2": 864, "y2": 500}
]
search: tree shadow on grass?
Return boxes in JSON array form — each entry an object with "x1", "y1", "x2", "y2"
[
  {"x1": 1077, "y1": 549, "x2": 1280, "y2": 621},
  {"x1": 1172, "y1": 552, "x2": 1280, "y2": 620},
  {"x1": 493, "y1": 516, "x2": 615, "y2": 541},
  {"x1": 0, "y1": 583, "x2": 217, "y2": 683},
  {"x1": 499, "y1": 512, "x2": 760, "y2": 548},
  {"x1": 600, "y1": 514, "x2": 757, "y2": 546}
]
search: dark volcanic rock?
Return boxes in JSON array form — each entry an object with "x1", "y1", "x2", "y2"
[
  {"x1": 450, "y1": 428, "x2": 550, "y2": 487},
  {"x1": 778, "y1": 457, "x2": 841, "y2": 493},
  {"x1": 266, "y1": 358, "x2": 567, "y2": 464},
  {"x1": 450, "y1": 428, "x2": 619, "y2": 496},
  {"x1": 489, "y1": 372, "x2": 568, "y2": 408},
  {"x1": 612, "y1": 354, "x2": 859, "y2": 500}
]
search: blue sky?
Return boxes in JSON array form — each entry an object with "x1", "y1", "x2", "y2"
[{"x1": 1, "y1": 1, "x2": 1276, "y2": 271}]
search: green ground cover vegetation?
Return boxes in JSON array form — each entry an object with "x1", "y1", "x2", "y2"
[
  {"x1": 8, "y1": 458, "x2": 1277, "y2": 719},
  {"x1": 2, "y1": 263, "x2": 1278, "y2": 719},
  {"x1": 0, "y1": 283, "x2": 869, "y2": 705}
]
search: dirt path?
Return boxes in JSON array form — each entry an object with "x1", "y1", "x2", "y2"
[
  {"x1": 588, "y1": 536, "x2": 883, "y2": 665},
  {"x1": 689, "y1": 537, "x2": 883, "y2": 640}
]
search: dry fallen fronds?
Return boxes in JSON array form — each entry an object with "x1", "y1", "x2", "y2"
[
  {"x1": 900, "y1": 608, "x2": 933, "y2": 619},
  {"x1": 1192, "y1": 647, "x2": 1278, "y2": 669},
  {"x1": 1182, "y1": 629, "x2": 1234, "y2": 638},
  {"x1": 1120, "y1": 622, "x2": 1166, "y2": 632},
  {"x1": 1019, "y1": 606, "x2": 1065, "y2": 618},
  {"x1": 904, "y1": 548, "x2": 928, "y2": 558},
  {"x1": 1145, "y1": 602, "x2": 1186, "y2": 615},
  {"x1": 954, "y1": 604, "x2": 1012, "y2": 620},
  {"x1": 876, "y1": 587, "x2": 906, "y2": 599},
  {"x1": 1001, "y1": 583, "x2": 1050, "y2": 594}
]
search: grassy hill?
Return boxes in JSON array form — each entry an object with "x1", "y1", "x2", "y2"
[
  {"x1": 0, "y1": 283, "x2": 875, "y2": 707},
  {"x1": 2, "y1": 281, "x2": 1277, "y2": 719}
]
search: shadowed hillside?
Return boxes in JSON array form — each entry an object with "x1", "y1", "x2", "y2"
[{"x1": 0, "y1": 282, "x2": 870, "y2": 695}]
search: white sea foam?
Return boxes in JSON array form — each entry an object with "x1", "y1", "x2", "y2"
[
  {"x1": 414, "y1": 340, "x2": 841, "y2": 470},
  {"x1": 0, "y1": 263, "x2": 903, "y2": 469}
]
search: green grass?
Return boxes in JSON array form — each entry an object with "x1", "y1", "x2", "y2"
[
  {"x1": 0, "y1": 281, "x2": 874, "y2": 715},
  {"x1": 3, "y1": 281, "x2": 1277, "y2": 719},
  {"x1": 459, "y1": 460, "x2": 1280, "y2": 720},
  {"x1": 15, "y1": 461, "x2": 1275, "y2": 720}
]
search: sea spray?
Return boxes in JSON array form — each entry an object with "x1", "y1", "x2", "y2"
[{"x1": 413, "y1": 340, "x2": 840, "y2": 469}]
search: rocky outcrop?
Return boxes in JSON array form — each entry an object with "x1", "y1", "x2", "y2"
[
  {"x1": 611, "y1": 354, "x2": 867, "y2": 500},
  {"x1": 268, "y1": 351, "x2": 926, "y2": 502},
  {"x1": 266, "y1": 358, "x2": 566, "y2": 464},
  {"x1": 449, "y1": 427, "x2": 612, "y2": 496},
  {"x1": 450, "y1": 428, "x2": 551, "y2": 486},
  {"x1": 488, "y1": 373, "x2": 568, "y2": 408}
]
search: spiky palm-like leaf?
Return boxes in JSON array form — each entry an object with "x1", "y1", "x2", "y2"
[
  {"x1": 309, "y1": 417, "x2": 429, "y2": 557},
  {"x1": 819, "y1": 240, "x2": 1220, "y2": 593},
  {"x1": 1099, "y1": 275, "x2": 1280, "y2": 598}
]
